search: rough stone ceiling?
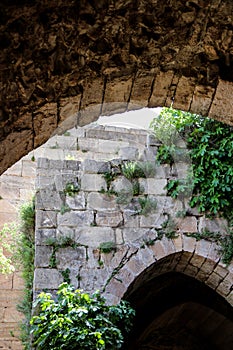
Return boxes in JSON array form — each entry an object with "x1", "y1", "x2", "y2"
[{"x1": 0, "y1": 0, "x2": 233, "y2": 174}]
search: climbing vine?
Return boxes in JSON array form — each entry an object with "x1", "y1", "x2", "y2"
[
  {"x1": 150, "y1": 107, "x2": 233, "y2": 263},
  {"x1": 150, "y1": 107, "x2": 233, "y2": 218}
]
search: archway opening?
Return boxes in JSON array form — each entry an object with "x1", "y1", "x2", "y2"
[{"x1": 123, "y1": 266, "x2": 233, "y2": 350}]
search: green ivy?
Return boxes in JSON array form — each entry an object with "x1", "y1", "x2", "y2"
[
  {"x1": 150, "y1": 107, "x2": 233, "y2": 218},
  {"x1": 30, "y1": 283, "x2": 135, "y2": 350}
]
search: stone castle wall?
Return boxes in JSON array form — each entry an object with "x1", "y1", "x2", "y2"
[{"x1": 34, "y1": 124, "x2": 232, "y2": 305}]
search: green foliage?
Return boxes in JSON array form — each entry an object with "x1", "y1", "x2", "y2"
[
  {"x1": 0, "y1": 223, "x2": 19, "y2": 274},
  {"x1": 99, "y1": 241, "x2": 116, "y2": 254},
  {"x1": 102, "y1": 171, "x2": 117, "y2": 191},
  {"x1": 132, "y1": 180, "x2": 144, "y2": 196},
  {"x1": 60, "y1": 204, "x2": 71, "y2": 215},
  {"x1": 17, "y1": 199, "x2": 35, "y2": 349},
  {"x1": 61, "y1": 268, "x2": 71, "y2": 284},
  {"x1": 30, "y1": 283, "x2": 135, "y2": 350},
  {"x1": 138, "y1": 196, "x2": 157, "y2": 216},
  {"x1": 186, "y1": 227, "x2": 233, "y2": 265},
  {"x1": 150, "y1": 107, "x2": 233, "y2": 218},
  {"x1": 160, "y1": 218, "x2": 178, "y2": 239},
  {"x1": 64, "y1": 182, "x2": 80, "y2": 197},
  {"x1": 121, "y1": 161, "x2": 145, "y2": 180}
]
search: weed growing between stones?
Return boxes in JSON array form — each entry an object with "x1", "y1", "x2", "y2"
[
  {"x1": 186, "y1": 227, "x2": 233, "y2": 265},
  {"x1": 46, "y1": 235, "x2": 89, "y2": 270},
  {"x1": 99, "y1": 241, "x2": 116, "y2": 253},
  {"x1": 138, "y1": 196, "x2": 157, "y2": 216},
  {"x1": 64, "y1": 182, "x2": 80, "y2": 197}
]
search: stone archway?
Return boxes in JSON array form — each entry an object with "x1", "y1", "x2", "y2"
[
  {"x1": 1, "y1": 0, "x2": 233, "y2": 175},
  {"x1": 104, "y1": 250, "x2": 233, "y2": 349}
]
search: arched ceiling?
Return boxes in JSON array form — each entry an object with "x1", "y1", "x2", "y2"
[{"x1": 1, "y1": 0, "x2": 233, "y2": 174}]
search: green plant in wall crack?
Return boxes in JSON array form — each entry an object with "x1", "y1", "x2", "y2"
[
  {"x1": 186, "y1": 227, "x2": 233, "y2": 265},
  {"x1": 121, "y1": 161, "x2": 146, "y2": 180},
  {"x1": 102, "y1": 171, "x2": 117, "y2": 191},
  {"x1": 138, "y1": 196, "x2": 157, "y2": 216},
  {"x1": 46, "y1": 235, "x2": 89, "y2": 268},
  {"x1": 99, "y1": 241, "x2": 116, "y2": 253},
  {"x1": 64, "y1": 182, "x2": 80, "y2": 197},
  {"x1": 30, "y1": 282, "x2": 135, "y2": 350}
]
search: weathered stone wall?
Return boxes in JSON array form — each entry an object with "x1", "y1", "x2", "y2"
[
  {"x1": 34, "y1": 125, "x2": 233, "y2": 307},
  {"x1": 1, "y1": 0, "x2": 233, "y2": 174}
]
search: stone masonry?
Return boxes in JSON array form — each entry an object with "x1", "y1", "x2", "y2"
[{"x1": 34, "y1": 124, "x2": 233, "y2": 307}]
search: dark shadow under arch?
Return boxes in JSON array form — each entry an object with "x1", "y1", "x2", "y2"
[{"x1": 123, "y1": 270, "x2": 233, "y2": 349}]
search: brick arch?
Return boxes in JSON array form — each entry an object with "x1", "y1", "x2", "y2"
[
  {"x1": 103, "y1": 238, "x2": 233, "y2": 307},
  {"x1": 1, "y1": 0, "x2": 233, "y2": 174}
]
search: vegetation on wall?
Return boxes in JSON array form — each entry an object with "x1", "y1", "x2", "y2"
[
  {"x1": 150, "y1": 107, "x2": 233, "y2": 263},
  {"x1": 150, "y1": 107, "x2": 233, "y2": 217},
  {"x1": 17, "y1": 199, "x2": 35, "y2": 349},
  {"x1": 30, "y1": 282, "x2": 135, "y2": 350}
]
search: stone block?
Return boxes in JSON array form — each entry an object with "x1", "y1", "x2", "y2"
[
  {"x1": 81, "y1": 174, "x2": 106, "y2": 192},
  {"x1": 98, "y1": 139, "x2": 129, "y2": 154},
  {"x1": 74, "y1": 227, "x2": 115, "y2": 247},
  {"x1": 34, "y1": 268, "x2": 63, "y2": 290},
  {"x1": 56, "y1": 247, "x2": 86, "y2": 269},
  {"x1": 118, "y1": 147, "x2": 139, "y2": 160},
  {"x1": 195, "y1": 239, "x2": 212, "y2": 258},
  {"x1": 35, "y1": 246, "x2": 53, "y2": 268},
  {"x1": 190, "y1": 254, "x2": 205, "y2": 268},
  {"x1": 96, "y1": 211, "x2": 123, "y2": 227},
  {"x1": 66, "y1": 192, "x2": 86, "y2": 210},
  {"x1": 36, "y1": 210, "x2": 57, "y2": 228},
  {"x1": 183, "y1": 264, "x2": 198, "y2": 278},
  {"x1": 122, "y1": 228, "x2": 148, "y2": 244},
  {"x1": 123, "y1": 210, "x2": 139, "y2": 228},
  {"x1": 149, "y1": 240, "x2": 167, "y2": 260},
  {"x1": 214, "y1": 265, "x2": 229, "y2": 279},
  {"x1": 57, "y1": 210, "x2": 93, "y2": 227},
  {"x1": 177, "y1": 216, "x2": 197, "y2": 233},
  {"x1": 216, "y1": 274, "x2": 233, "y2": 296},
  {"x1": 78, "y1": 138, "x2": 99, "y2": 152},
  {"x1": 183, "y1": 234, "x2": 196, "y2": 253},
  {"x1": 111, "y1": 176, "x2": 132, "y2": 194},
  {"x1": 22, "y1": 159, "x2": 36, "y2": 178},
  {"x1": 36, "y1": 188, "x2": 63, "y2": 210},
  {"x1": 139, "y1": 178, "x2": 167, "y2": 195},
  {"x1": 140, "y1": 212, "x2": 166, "y2": 229},
  {"x1": 87, "y1": 192, "x2": 117, "y2": 210},
  {"x1": 82, "y1": 159, "x2": 110, "y2": 174},
  {"x1": 198, "y1": 217, "x2": 228, "y2": 234},
  {"x1": 35, "y1": 229, "x2": 56, "y2": 245},
  {"x1": 205, "y1": 272, "x2": 223, "y2": 290}
]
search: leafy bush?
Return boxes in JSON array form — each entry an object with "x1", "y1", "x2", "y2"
[{"x1": 30, "y1": 283, "x2": 135, "y2": 350}]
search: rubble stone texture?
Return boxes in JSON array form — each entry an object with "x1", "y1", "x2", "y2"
[{"x1": 1, "y1": 0, "x2": 233, "y2": 175}]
